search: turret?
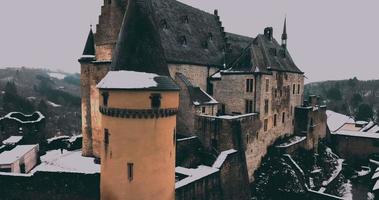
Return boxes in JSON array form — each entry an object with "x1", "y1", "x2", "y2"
[
  {"x1": 281, "y1": 17, "x2": 288, "y2": 48},
  {"x1": 97, "y1": 70, "x2": 179, "y2": 200},
  {"x1": 79, "y1": 26, "x2": 96, "y2": 63}
]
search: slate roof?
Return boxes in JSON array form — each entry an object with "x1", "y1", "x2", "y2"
[
  {"x1": 225, "y1": 32, "x2": 254, "y2": 66},
  {"x1": 228, "y1": 33, "x2": 303, "y2": 74},
  {"x1": 82, "y1": 28, "x2": 95, "y2": 56},
  {"x1": 109, "y1": 0, "x2": 302, "y2": 75},
  {"x1": 176, "y1": 73, "x2": 218, "y2": 105}
]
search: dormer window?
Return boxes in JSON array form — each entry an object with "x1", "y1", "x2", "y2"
[
  {"x1": 102, "y1": 92, "x2": 109, "y2": 107},
  {"x1": 160, "y1": 19, "x2": 168, "y2": 29},
  {"x1": 208, "y1": 32, "x2": 213, "y2": 41},
  {"x1": 179, "y1": 36, "x2": 187, "y2": 46},
  {"x1": 150, "y1": 93, "x2": 162, "y2": 109},
  {"x1": 182, "y1": 15, "x2": 189, "y2": 24},
  {"x1": 202, "y1": 41, "x2": 208, "y2": 49}
]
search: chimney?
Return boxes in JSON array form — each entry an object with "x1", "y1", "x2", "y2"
[
  {"x1": 264, "y1": 27, "x2": 273, "y2": 40},
  {"x1": 214, "y1": 9, "x2": 218, "y2": 16}
]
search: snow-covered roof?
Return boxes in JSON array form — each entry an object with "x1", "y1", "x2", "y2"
[
  {"x1": 374, "y1": 179, "x2": 379, "y2": 191},
  {"x1": 367, "y1": 125, "x2": 379, "y2": 133},
  {"x1": 275, "y1": 136, "x2": 306, "y2": 148},
  {"x1": 97, "y1": 70, "x2": 179, "y2": 91},
  {"x1": 212, "y1": 149, "x2": 237, "y2": 169},
  {"x1": 176, "y1": 136, "x2": 197, "y2": 142},
  {"x1": 372, "y1": 171, "x2": 379, "y2": 179},
  {"x1": 47, "y1": 135, "x2": 70, "y2": 144},
  {"x1": 68, "y1": 134, "x2": 82, "y2": 143},
  {"x1": 326, "y1": 110, "x2": 354, "y2": 132},
  {"x1": 32, "y1": 150, "x2": 100, "y2": 174},
  {"x1": 0, "y1": 145, "x2": 38, "y2": 165},
  {"x1": 175, "y1": 149, "x2": 237, "y2": 188},
  {"x1": 199, "y1": 113, "x2": 257, "y2": 120},
  {"x1": 175, "y1": 165, "x2": 219, "y2": 189},
  {"x1": 332, "y1": 130, "x2": 379, "y2": 139},
  {"x1": 2, "y1": 136, "x2": 23, "y2": 145}
]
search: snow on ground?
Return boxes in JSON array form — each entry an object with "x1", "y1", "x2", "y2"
[
  {"x1": 326, "y1": 110, "x2": 354, "y2": 132},
  {"x1": 47, "y1": 101, "x2": 62, "y2": 107},
  {"x1": 97, "y1": 70, "x2": 158, "y2": 89},
  {"x1": 339, "y1": 180, "x2": 353, "y2": 200},
  {"x1": 356, "y1": 166, "x2": 371, "y2": 177},
  {"x1": 322, "y1": 148, "x2": 344, "y2": 187},
  {"x1": 48, "y1": 72, "x2": 66, "y2": 80},
  {"x1": 33, "y1": 150, "x2": 100, "y2": 174}
]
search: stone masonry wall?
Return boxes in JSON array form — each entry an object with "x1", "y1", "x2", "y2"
[
  {"x1": 80, "y1": 61, "x2": 93, "y2": 157},
  {"x1": 168, "y1": 64, "x2": 218, "y2": 91},
  {"x1": 81, "y1": 61, "x2": 109, "y2": 158},
  {"x1": 211, "y1": 71, "x2": 304, "y2": 182},
  {"x1": 212, "y1": 74, "x2": 256, "y2": 114}
]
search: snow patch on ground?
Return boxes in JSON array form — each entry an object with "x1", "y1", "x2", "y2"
[
  {"x1": 339, "y1": 180, "x2": 353, "y2": 200},
  {"x1": 47, "y1": 101, "x2": 62, "y2": 107},
  {"x1": 322, "y1": 148, "x2": 344, "y2": 187},
  {"x1": 48, "y1": 72, "x2": 66, "y2": 80}
]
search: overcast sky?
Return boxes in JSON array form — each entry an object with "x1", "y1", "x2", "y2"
[{"x1": 1, "y1": 1, "x2": 378, "y2": 83}]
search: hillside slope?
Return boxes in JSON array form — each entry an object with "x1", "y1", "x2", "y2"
[
  {"x1": 0, "y1": 67, "x2": 81, "y2": 138},
  {"x1": 305, "y1": 77, "x2": 379, "y2": 122}
]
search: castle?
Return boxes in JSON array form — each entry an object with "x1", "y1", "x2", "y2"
[{"x1": 79, "y1": 0, "x2": 326, "y2": 199}]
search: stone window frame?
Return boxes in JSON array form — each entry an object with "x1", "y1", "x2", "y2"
[
  {"x1": 201, "y1": 107, "x2": 206, "y2": 113},
  {"x1": 273, "y1": 114, "x2": 277, "y2": 127},
  {"x1": 264, "y1": 99, "x2": 269, "y2": 114},
  {"x1": 245, "y1": 99, "x2": 253, "y2": 113},
  {"x1": 297, "y1": 84, "x2": 301, "y2": 94},
  {"x1": 282, "y1": 112, "x2": 285, "y2": 123},
  {"x1": 265, "y1": 78, "x2": 270, "y2": 93},
  {"x1": 264, "y1": 119, "x2": 268, "y2": 132},
  {"x1": 292, "y1": 84, "x2": 296, "y2": 95},
  {"x1": 246, "y1": 79, "x2": 254, "y2": 93}
]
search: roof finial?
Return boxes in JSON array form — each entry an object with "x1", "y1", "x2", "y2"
[{"x1": 281, "y1": 16, "x2": 288, "y2": 48}]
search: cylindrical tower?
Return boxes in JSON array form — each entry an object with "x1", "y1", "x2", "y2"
[{"x1": 97, "y1": 70, "x2": 179, "y2": 200}]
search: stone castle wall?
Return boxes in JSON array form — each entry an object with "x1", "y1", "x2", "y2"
[
  {"x1": 81, "y1": 61, "x2": 109, "y2": 158},
  {"x1": 211, "y1": 71, "x2": 304, "y2": 181}
]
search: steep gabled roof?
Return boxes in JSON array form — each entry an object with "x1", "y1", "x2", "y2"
[
  {"x1": 111, "y1": 0, "x2": 226, "y2": 75},
  {"x1": 228, "y1": 32, "x2": 303, "y2": 74},
  {"x1": 225, "y1": 32, "x2": 254, "y2": 67},
  {"x1": 110, "y1": 0, "x2": 303, "y2": 76},
  {"x1": 176, "y1": 73, "x2": 218, "y2": 105}
]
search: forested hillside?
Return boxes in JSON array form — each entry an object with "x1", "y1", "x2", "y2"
[
  {"x1": 305, "y1": 77, "x2": 379, "y2": 122},
  {"x1": 0, "y1": 67, "x2": 81, "y2": 138}
]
